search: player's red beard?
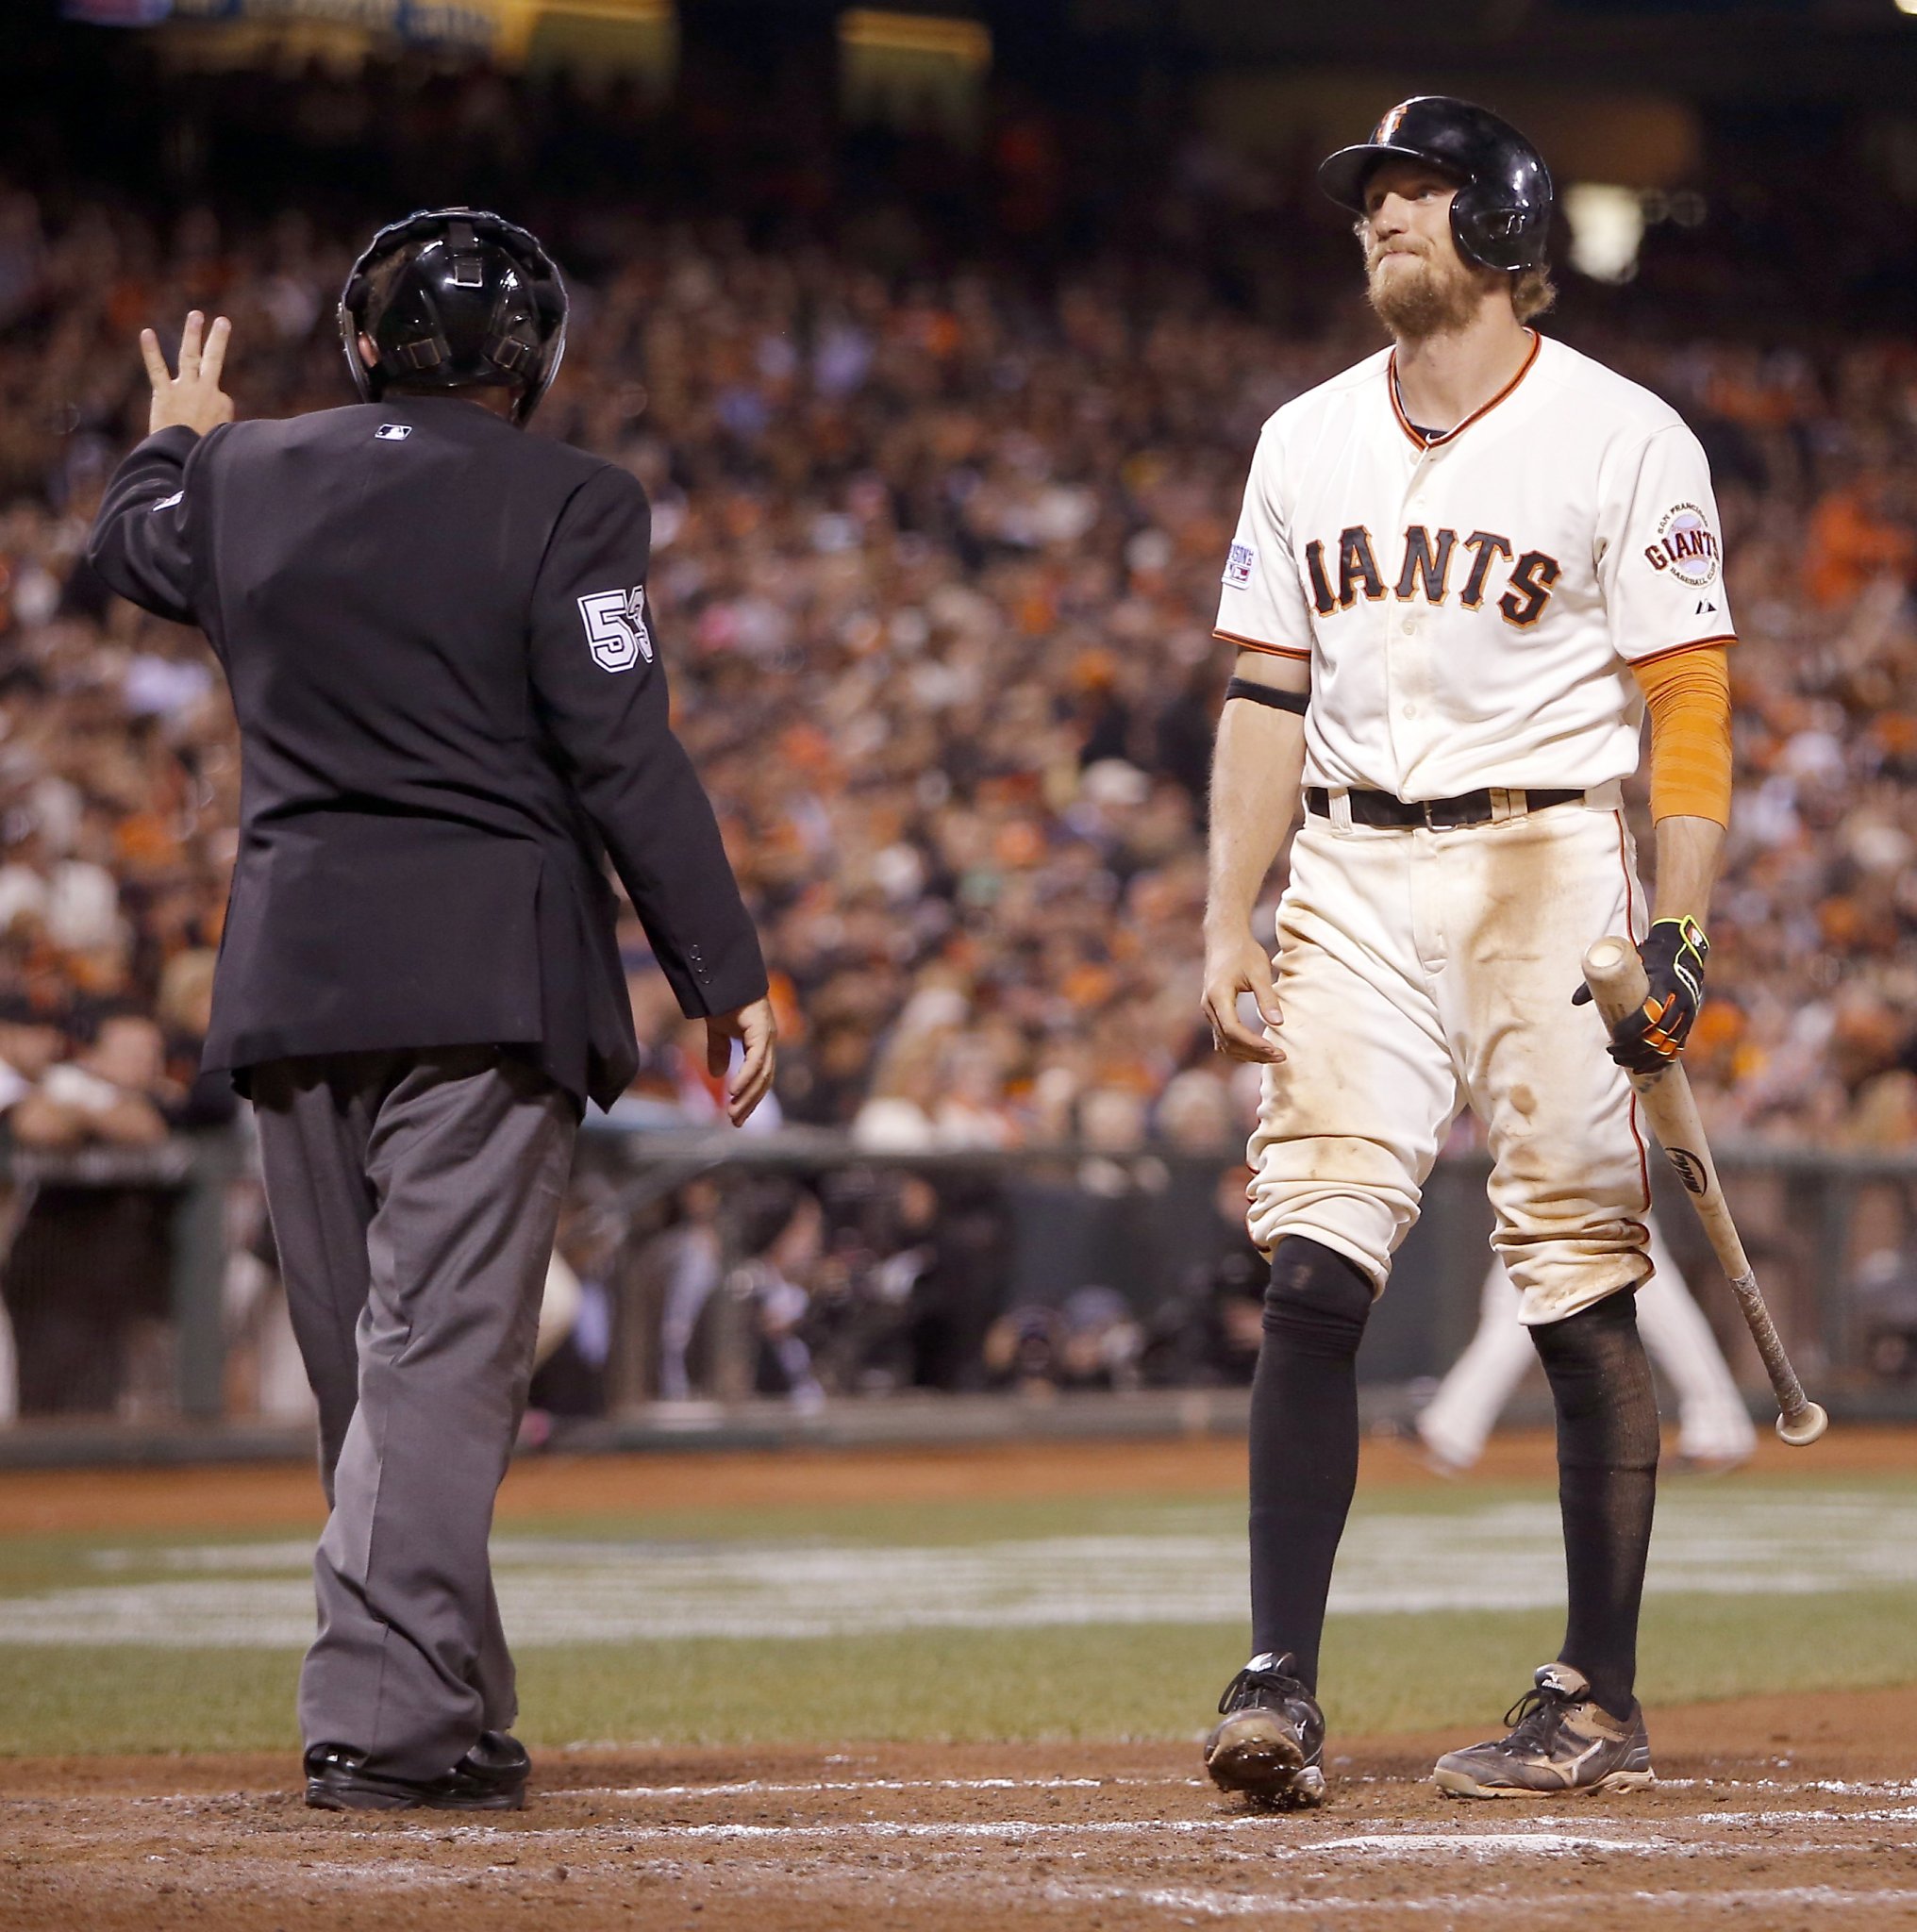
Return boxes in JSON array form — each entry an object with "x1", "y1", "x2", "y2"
[{"x1": 1364, "y1": 238, "x2": 1492, "y2": 340}]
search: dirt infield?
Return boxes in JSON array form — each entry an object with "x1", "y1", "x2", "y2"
[
  {"x1": 3, "y1": 1688, "x2": 1916, "y2": 1931},
  {"x1": 4, "y1": 1424, "x2": 1914, "y2": 1537}
]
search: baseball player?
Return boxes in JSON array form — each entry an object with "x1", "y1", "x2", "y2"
[
  {"x1": 1417, "y1": 1210, "x2": 1756, "y2": 1475},
  {"x1": 1198, "y1": 98, "x2": 1734, "y2": 1804}
]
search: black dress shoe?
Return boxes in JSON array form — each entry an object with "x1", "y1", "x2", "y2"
[{"x1": 304, "y1": 1731, "x2": 531, "y2": 1811}]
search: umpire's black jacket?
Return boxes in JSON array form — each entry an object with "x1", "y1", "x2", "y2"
[{"x1": 87, "y1": 396, "x2": 767, "y2": 1111}]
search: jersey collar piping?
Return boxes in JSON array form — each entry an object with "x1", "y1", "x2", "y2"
[{"x1": 1388, "y1": 329, "x2": 1542, "y2": 452}]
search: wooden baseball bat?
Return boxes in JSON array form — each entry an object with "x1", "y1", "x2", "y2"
[{"x1": 1582, "y1": 935, "x2": 1828, "y2": 1447}]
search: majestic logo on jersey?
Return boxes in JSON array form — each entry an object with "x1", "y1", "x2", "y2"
[
  {"x1": 1645, "y1": 503, "x2": 1720, "y2": 588},
  {"x1": 1223, "y1": 542, "x2": 1257, "y2": 591},
  {"x1": 1302, "y1": 525, "x2": 1561, "y2": 630},
  {"x1": 374, "y1": 424, "x2": 412, "y2": 441},
  {"x1": 577, "y1": 587, "x2": 654, "y2": 672}
]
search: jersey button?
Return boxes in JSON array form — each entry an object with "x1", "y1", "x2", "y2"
[{"x1": 1401, "y1": 703, "x2": 1419, "y2": 719}]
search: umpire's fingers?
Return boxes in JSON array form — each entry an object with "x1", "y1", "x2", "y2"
[
  {"x1": 178, "y1": 310, "x2": 205, "y2": 380},
  {"x1": 200, "y1": 314, "x2": 233, "y2": 391},
  {"x1": 139, "y1": 327, "x2": 171, "y2": 391}
]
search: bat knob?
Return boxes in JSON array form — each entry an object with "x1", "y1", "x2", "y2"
[
  {"x1": 1775, "y1": 1402, "x2": 1829, "y2": 1448},
  {"x1": 1583, "y1": 937, "x2": 1630, "y2": 974}
]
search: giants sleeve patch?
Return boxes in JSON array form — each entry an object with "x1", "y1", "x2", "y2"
[
  {"x1": 577, "y1": 587, "x2": 654, "y2": 671},
  {"x1": 1223, "y1": 541, "x2": 1257, "y2": 591},
  {"x1": 1643, "y1": 504, "x2": 1721, "y2": 588}
]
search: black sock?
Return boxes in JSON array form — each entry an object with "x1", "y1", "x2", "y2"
[
  {"x1": 1246, "y1": 1235, "x2": 1375, "y2": 1691},
  {"x1": 1530, "y1": 1289, "x2": 1660, "y2": 1722}
]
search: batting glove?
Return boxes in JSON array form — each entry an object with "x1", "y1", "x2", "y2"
[{"x1": 1573, "y1": 917, "x2": 1709, "y2": 1074}]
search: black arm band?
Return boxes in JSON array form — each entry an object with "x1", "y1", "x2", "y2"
[{"x1": 1224, "y1": 675, "x2": 1309, "y2": 715}]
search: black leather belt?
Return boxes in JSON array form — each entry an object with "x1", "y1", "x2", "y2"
[{"x1": 1304, "y1": 786, "x2": 1584, "y2": 829}]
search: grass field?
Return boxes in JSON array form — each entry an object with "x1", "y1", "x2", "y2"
[{"x1": 4, "y1": 1441, "x2": 1916, "y2": 1759}]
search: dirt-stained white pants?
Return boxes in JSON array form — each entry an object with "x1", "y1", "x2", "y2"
[
  {"x1": 1247, "y1": 800, "x2": 1652, "y2": 1324},
  {"x1": 1417, "y1": 1211, "x2": 1759, "y2": 1468}
]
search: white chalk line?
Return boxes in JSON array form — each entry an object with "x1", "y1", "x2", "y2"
[
  {"x1": 1049, "y1": 1880, "x2": 1917, "y2": 1920},
  {"x1": 1311, "y1": 1830, "x2": 1674, "y2": 1857},
  {"x1": 381, "y1": 1816, "x2": 1890, "y2": 1857},
  {"x1": 429, "y1": 1815, "x2": 1287, "y2": 1845},
  {"x1": 59, "y1": 1774, "x2": 1917, "y2": 1821},
  {"x1": 1695, "y1": 1807, "x2": 1917, "y2": 1826},
  {"x1": 562, "y1": 1774, "x2": 1144, "y2": 1799}
]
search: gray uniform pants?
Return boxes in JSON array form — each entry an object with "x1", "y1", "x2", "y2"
[{"x1": 251, "y1": 1047, "x2": 577, "y2": 1780}]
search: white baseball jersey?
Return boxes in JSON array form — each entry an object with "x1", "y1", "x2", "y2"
[{"x1": 1215, "y1": 332, "x2": 1733, "y2": 802}]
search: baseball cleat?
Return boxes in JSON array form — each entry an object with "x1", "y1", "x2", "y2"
[
  {"x1": 1204, "y1": 1652, "x2": 1327, "y2": 1808},
  {"x1": 1432, "y1": 1664, "x2": 1654, "y2": 1798}
]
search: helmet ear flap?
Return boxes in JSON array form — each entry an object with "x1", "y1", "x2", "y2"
[{"x1": 1449, "y1": 180, "x2": 1544, "y2": 275}]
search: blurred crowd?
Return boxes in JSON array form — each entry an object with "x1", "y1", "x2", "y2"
[
  {"x1": 1, "y1": 185, "x2": 1913, "y2": 1165},
  {"x1": 0, "y1": 46, "x2": 1909, "y2": 1418}
]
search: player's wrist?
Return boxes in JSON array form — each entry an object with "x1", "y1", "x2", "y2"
[
  {"x1": 1203, "y1": 910, "x2": 1260, "y2": 949},
  {"x1": 1648, "y1": 914, "x2": 1708, "y2": 956},
  {"x1": 1204, "y1": 933, "x2": 1267, "y2": 972}
]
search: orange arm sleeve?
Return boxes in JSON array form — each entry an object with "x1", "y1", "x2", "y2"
[{"x1": 1631, "y1": 644, "x2": 1732, "y2": 828}]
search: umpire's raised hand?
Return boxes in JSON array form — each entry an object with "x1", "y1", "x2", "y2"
[{"x1": 141, "y1": 310, "x2": 235, "y2": 438}]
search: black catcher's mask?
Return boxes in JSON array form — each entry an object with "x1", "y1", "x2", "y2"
[{"x1": 339, "y1": 208, "x2": 568, "y2": 425}]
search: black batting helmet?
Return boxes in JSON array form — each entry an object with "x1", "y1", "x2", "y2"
[
  {"x1": 1317, "y1": 97, "x2": 1552, "y2": 275},
  {"x1": 339, "y1": 208, "x2": 568, "y2": 424}
]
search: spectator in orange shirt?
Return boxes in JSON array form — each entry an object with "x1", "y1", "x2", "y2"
[{"x1": 1803, "y1": 466, "x2": 1915, "y2": 608}]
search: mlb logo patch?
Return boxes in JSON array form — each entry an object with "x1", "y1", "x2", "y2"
[
  {"x1": 374, "y1": 424, "x2": 412, "y2": 441},
  {"x1": 1223, "y1": 541, "x2": 1257, "y2": 591}
]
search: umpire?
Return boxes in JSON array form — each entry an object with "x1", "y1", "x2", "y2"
[{"x1": 88, "y1": 210, "x2": 775, "y2": 1811}]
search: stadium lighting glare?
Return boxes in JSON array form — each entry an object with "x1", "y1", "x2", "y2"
[
  {"x1": 839, "y1": 9, "x2": 992, "y2": 66},
  {"x1": 1563, "y1": 183, "x2": 1645, "y2": 283}
]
